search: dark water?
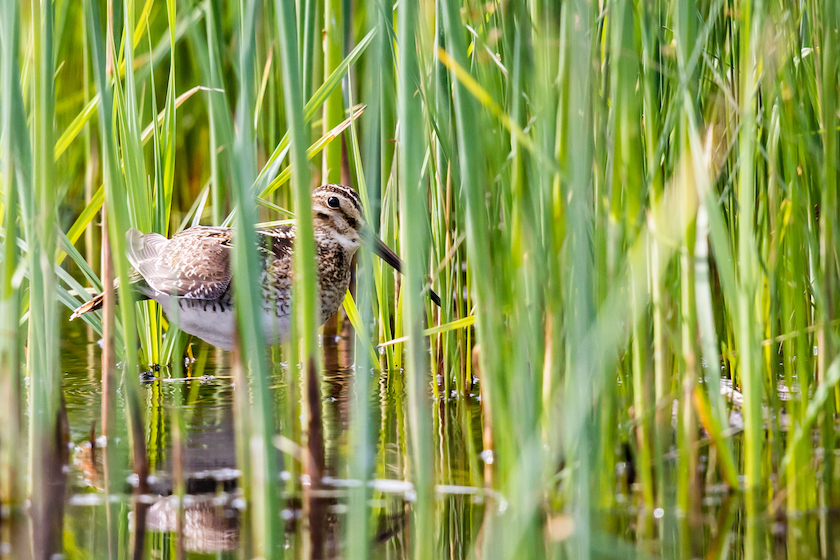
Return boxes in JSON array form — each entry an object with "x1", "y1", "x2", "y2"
[
  {"x1": 52, "y1": 312, "x2": 488, "y2": 559},
  {"x1": 6, "y1": 313, "x2": 840, "y2": 559}
]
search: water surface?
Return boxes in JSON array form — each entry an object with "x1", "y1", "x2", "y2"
[{"x1": 17, "y1": 313, "x2": 840, "y2": 559}]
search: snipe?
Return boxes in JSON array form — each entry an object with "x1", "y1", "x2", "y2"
[{"x1": 70, "y1": 184, "x2": 440, "y2": 349}]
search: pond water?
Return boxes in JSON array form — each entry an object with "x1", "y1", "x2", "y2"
[
  {"x1": 53, "y1": 310, "x2": 488, "y2": 559},
  {"x1": 6, "y1": 310, "x2": 840, "y2": 559}
]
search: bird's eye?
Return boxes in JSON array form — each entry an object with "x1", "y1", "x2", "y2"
[{"x1": 327, "y1": 196, "x2": 340, "y2": 209}]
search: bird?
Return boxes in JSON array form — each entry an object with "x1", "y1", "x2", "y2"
[{"x1": 70, "y1": 184, "x2": 440, "y2": 350}]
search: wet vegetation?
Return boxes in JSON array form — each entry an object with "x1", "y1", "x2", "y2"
[{"x1": 2, "y1": 0, "x2": 840, "y2": 558}]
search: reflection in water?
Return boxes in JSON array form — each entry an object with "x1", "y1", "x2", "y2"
[
  {"x1": 322, "y1": 316, "x2": 355, "y2": 476},
  {"x1": 61, "y1": 313, "x2": 390, "y2": 558},
  {"x1": 52, "y1": 310, "x2": 840, "y2": 560},
  {"x1": 146, "y1": 495, "x2": 240, "y2": 553}
]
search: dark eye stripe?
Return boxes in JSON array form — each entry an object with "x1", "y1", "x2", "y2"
[{"x1": 322, "y1": 184, "x2": 362, "y2": 214}]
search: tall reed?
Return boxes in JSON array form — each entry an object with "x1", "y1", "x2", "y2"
[
  {"x1": 5, "y1": 0, "x2": 840, "y2": 558},
  {"x1": 24, "y1": 0, "x2": 66, "y2": 556},
  {"x1": 0, "y1": 1, "x2": 25, "y2": 556},
  {"x1": 397, "y1": 0, "x2": 435, "y2": 558},
  {"x1": 229, "y1": 1, "x2": 281, "y2": 556}
]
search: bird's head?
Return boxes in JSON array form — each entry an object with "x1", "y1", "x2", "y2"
[
  {"x1": 311, "y1": 184, "x2": 441, "y2": 306},
  {"x1": 311, "y1": 184, "x2": 365, "y2": 251}
]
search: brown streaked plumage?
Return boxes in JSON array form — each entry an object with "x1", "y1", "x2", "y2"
[{"x1": 70, "y1": 184, "x2": 440, "y2": 350}]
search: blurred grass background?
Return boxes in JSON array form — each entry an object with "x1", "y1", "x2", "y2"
[{"x1": 2, "y1": 0, "x2": 840, "y2": 558}]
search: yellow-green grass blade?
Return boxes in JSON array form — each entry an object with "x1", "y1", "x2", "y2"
[
  {"x1": 54, "y1": 93, "x2": 99, "y2": 160},
  {"x1": 228, "y1": 1, "x2": 281, "y2": 556},
  {"x1": 396, "y1": 1, "x2": 435, "y2": 558},
  {"x1": 258, "y1": 104, "x2": 366, "y2": 199},
  {"x1": 341, "y1": 290, "x2": 379, "y2": 366},
  {"x1": 57, "y1": 86, "x2": 205, "y2": 268},
  {"x1": 251, "y1": 28, "x2": 375, "y2": 194},
  {"x1": 273, "y1": 0, "x2": 321, "y2": 557},
  {"x1": 26, "y1": 0, "x2": 64, "y2": 555},
  {"x1": 378, "y1": 315, "x2": 476, "y2": 348},
  {"x1": 221, "y1": 105, "x2": 367, "y2": 228},
  {"x1": 436, "y1": 46, "x2": 558, "y2": 175}
]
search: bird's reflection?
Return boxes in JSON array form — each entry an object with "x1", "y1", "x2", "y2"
[
  {"x1": 69, "y1": 312, "x2": 410, "y2": 557},
  {"x1": 322, "y1": 314, "x2": 356, "y2": 475},
  {"x1": 146, "y1": 495, "x2": 240, "y2": 553}
]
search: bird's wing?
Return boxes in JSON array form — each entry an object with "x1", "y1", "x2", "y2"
[
  {"x1": 126, "y1": 226, "x2": 233, "y2": 300},
  {"x1": 259, "y1": 224, "x2": 295, "y2": 259}
]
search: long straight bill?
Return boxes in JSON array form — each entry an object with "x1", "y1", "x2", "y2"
[{"x1": 369, "y1": 234, "x2": 441, "y2": 307}]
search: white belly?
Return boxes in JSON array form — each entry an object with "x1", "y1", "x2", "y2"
[{"x1": 154, "y1": 296, "x2": 290, "y2": 350}]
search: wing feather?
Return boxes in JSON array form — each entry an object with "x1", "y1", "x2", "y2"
[{"x1": 126, "y1": 227, "x2": 233, "y2": 300}]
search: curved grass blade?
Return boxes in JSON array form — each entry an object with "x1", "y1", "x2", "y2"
[{"x1": 378, "y1": 315, "x2": 475, "y2": 348}]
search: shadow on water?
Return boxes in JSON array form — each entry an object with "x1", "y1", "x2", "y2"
[{"x1": 11, "y1": 311, "x2": 840, "y2": 559}]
